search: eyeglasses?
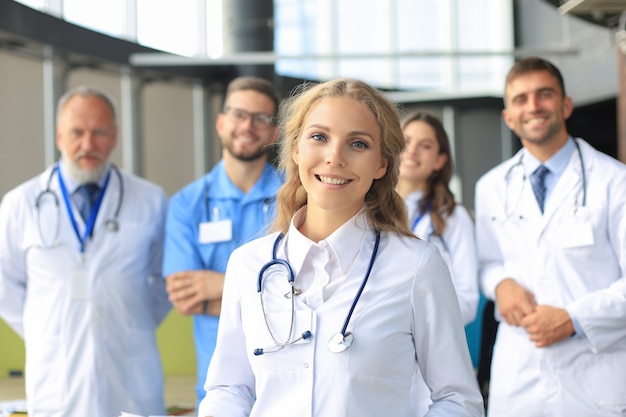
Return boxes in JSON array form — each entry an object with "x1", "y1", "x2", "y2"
[{"x1": 223, "y1": 106, "x2": 275, "y2": 129}]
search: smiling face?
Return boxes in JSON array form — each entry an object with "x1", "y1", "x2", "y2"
[
  {"x1": 502, "y1": 70, "x2": 572, "y2": 152},
  {"x1": 56, "y1": 95, "x2": 118, "y2": 183},
  {"x1": 216, "y1": 89, "x2": 279, "y2": 162},
  {"x1": 292, "y1": 97, "x2": 387, "y2": 223},
  {"x1": 399, "y1": 120, "x2": 447, "y2": 193}
]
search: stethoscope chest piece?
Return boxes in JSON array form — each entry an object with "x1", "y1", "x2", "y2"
[
  {"x1": 105, "y1": 220, "x2": 119, "y2": 232},
  {"x1": 328, "y1": 331, "x2": 353, "y2": 353}
]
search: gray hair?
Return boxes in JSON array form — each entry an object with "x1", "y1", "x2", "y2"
[{"x1": 56, "y1": 85, "x2": 118, "y2": 125}]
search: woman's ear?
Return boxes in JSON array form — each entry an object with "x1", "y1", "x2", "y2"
[
  {"x1": 374, "y1": 158, "x2": 387, "y2": 180},
  {"x1": 434, "y1": 153, "x2": 448, "y2": 171}
]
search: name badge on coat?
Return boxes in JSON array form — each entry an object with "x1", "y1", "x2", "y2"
[
  {"x1": 71, "y1": 264, "x2": 90, "y2": 300},
  {"x1": 199, "y1": 220, "x2": 233, "y2": 244},
  {"x1": 556, "y1": 221, "x2": 594, "y2": 248}
]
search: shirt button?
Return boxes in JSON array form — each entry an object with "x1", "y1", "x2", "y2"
[{"x1": 303, "y1": 363, "x2": 309, "y2": 369}]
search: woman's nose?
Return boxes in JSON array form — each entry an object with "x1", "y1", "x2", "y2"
[{"x1": 325, "y1": 143, "x2": 346, "y2": 167}]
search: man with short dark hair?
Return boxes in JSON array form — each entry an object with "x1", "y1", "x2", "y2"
[{"x1": 475, "y1": 57, "x2": 626, "y2": 416}]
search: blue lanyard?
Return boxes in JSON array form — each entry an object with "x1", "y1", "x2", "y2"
[
  {"x1": 410, "y1": 203, "x2": 431, "y2": 232},
  {"x1": 57, "y1": 166, "x2": 111, "y2": 254}
]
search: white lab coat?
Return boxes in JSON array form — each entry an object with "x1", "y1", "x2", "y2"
[
  {"x1": 475, "y1": 139, "x2": 626, "y2": 416},
  {"x1": 407, "y1": 201, "x2": 480, "y2": 416},
  {"x1": 407, "y1": 200, "x2": 479, "y2": 324},
  {"x1": 199, "y1": 221, "x2": 484, "y2": 417},
  {"x1": 0, "y1": 164, "x2": 171, "y2": 417}
]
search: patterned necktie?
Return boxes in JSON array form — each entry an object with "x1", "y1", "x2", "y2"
[
  {"x1": 530, "y1": 165, "x2": 550, "y2": 213},
  {"x1": 78, "y1": 183, "x2": 100, "y2": 221}
]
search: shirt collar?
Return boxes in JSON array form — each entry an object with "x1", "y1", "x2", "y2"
[
  {"x1": 285, "y1": 207, "x2": 371, "y2": 277},
  {"x1": 522, "y1": 136, "x2": 575, "y2": 177},
  {"x1": 404, "y1": 190, "x2": 423, "y2": 206}
]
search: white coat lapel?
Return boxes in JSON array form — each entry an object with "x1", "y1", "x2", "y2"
[{"x1": 538, "y1": 139, "x2": 589, "y2": 236}]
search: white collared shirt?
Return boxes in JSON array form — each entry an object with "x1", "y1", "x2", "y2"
[{"x1": 284, "y1": 207, "x2": 367, "y2": 309}]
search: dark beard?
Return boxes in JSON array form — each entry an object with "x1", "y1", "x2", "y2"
[{"x1": 225, "y1": 143, "x2": 268, "y2": 162}]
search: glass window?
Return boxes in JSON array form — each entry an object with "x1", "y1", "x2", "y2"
[
  {"x1": 137, "y1": 0, "x2": 199, "y2": 57},
  {"x1": 64, "y1": 0, "x2": 127, "y2": 38},
  {"x1": 13, "y1": 0, "x2": 46, "y2": 10},
  {"x1": 275, "y1": 0, "x2": 514, "y2": 94}
]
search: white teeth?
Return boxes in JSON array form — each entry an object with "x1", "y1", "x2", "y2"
[{"x1": 319, "y1": 176, "x2": 349, "y2": 185}]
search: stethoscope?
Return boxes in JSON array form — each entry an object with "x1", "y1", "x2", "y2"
[
  {"x1": 494, "y1": 138, "x2": 587, "y2": 223},
  {"x1": 411, "y1": 204, "x2": 452, "y2": 266},
  {"x1": 35, "y1": 163, "x2": 124, "y2": 249},
  {"x1": 254, "y1": 230, "x2": 381, "y2": 356},
  {"x1": 203, "y1": 181, "x2": 273, "y2": 222}
]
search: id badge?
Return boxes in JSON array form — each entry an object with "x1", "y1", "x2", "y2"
[
  {"x1": 557, "y1": 221, "x2": 594, "y2": 248},
  {"x1": 199, "y1": 220, "x2": 233, "y2": 244},
  {"x1": 71, "y1": 264, "x2": 90, "y2": 300}
]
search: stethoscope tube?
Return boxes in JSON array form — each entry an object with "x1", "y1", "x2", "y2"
[
  {"x1": 204, "y1": 177, "x2": 274, "y2": 224},
  {"x1": 337, "y1": 231, "x2": 380, "y2": 337},
  {"x1": 410, "y1": 204, "x2": 452, "y2": 267},
  {"x1": 498, "y1": 138, "x2": 586, "y2": 222},
  {"x1": 255, "y1": 230, "x2": 381, "y2": 355},
  {"x1": 35, "y1": 163, "x2": 124, "y2": 248}
]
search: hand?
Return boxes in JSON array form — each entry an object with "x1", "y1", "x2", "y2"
[
  {"x1": 495, "y1": 278, "x2": 537, "y2": 326},
  {"x1": 165, "y1": 270, "x2": 225, "y2": 316},
  {"x1": 520, "y1": 305, "x2": 575, "y2": 348}
]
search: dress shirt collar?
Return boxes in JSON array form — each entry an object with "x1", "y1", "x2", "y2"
[
  {"x1": 522, "y1": 136, "x2": 576, "y2": 178},
  {"x1": 285, "y1": 206, "x2": 371, "y2": 279},
  {"x1": 404, "y1": 190, "x2": 423, "y2": 207},
  {"x1": 404, "y1": 190, "x2": 424, "y2": 220}
]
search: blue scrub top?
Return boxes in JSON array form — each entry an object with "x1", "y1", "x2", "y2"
[{"x1": 163, "y1": 160, "x2": 283, "y2": 403}]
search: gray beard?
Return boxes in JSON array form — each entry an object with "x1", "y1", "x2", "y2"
[{"x1": 62, "y1": 155, "x2": 110, "y2": 184}]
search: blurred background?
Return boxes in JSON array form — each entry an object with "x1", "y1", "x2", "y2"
[{"x1": 1, "y1": 0, "x2": 625, "y2": 410}]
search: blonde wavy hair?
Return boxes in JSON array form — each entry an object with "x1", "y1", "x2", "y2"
[{"x1": 271, "y1": 78, "x2": 413, "y2": 238}]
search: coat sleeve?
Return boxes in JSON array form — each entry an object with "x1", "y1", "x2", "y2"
[
  {"x1": 566, "y1": 163, "x2": 626, "y2": 353},
  {"x1": 149, "y1": 187, "x2": 171, "y2": 325},
  {"x1": 414, "y1": 245, "x2": 485, "y2": 417},
  {"x1": 0, "y1": 189, "x2": 27, "y2": 338},
  {"x1": 474, "y1": 174, "x2": 508, "y2": 303},
  {"x1": 443, "y1": 205, "x2": 480, "y2": 325}
]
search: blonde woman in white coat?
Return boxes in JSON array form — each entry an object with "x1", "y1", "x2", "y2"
[
  {"x1": 397, "y1": 110, "x2": 480, "y2": 416},
  {"x1": 198, "y1": 78, "x2": 484, "y2": 417}
]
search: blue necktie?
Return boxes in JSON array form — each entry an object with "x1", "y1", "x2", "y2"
[
  {"x1": 78, "y1": 183, "x2": 100, "y2": 221},
  {"x1": 530, "y1": 165, "x2": 549, "y2": 213}
]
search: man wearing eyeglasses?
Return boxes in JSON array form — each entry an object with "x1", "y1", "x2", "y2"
[{"x1": 162, "y1": 76, "x2": 283, "y2": 409}]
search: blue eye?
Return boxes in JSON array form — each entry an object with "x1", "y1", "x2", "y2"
[
  {"x1": 311, "y1": 133, "x2": 326, "y2": 142},
  {"x1": 352, "y1": 140, "x2": 368, "y2": 149}
]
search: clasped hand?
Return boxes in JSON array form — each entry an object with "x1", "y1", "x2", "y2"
[{"x1": 495, "y1": 278, "x2": 575, "y2": 347}]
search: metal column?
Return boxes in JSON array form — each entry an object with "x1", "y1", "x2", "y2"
[{"x1": 222, "y1": 0, "x2": 275, "y2": 80}]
